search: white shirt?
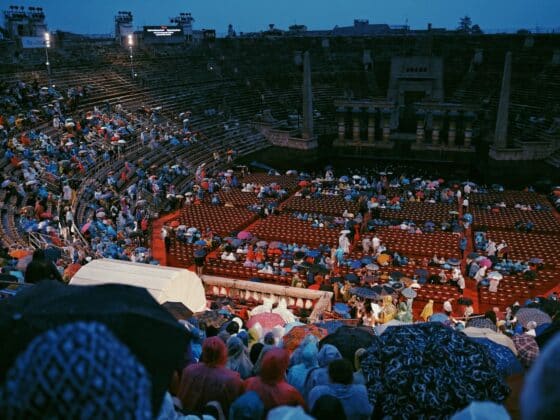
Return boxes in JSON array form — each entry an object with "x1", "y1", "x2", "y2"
[{"x1": 443, "y1": 300, "x2": 453, "y2": 313}]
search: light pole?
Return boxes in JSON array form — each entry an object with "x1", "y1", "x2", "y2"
[
  {"x1": 44, "y1": 32, "x2": 51, "y2": 86},
  {"x1": 128, "y1": 34, "x2": 135, "y2": 79}
]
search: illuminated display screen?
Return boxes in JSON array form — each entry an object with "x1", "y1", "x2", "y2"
[{"x1": 143, "y1": 26, "x2": 183, "y2": 37}]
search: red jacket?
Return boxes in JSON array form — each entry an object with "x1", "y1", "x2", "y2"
[
  {"x1": 244, "y1": 348, "x2": 306, "y2": 412},
  {"x1": 178, "y1": 337, "x2": 243, "y2": 414}
]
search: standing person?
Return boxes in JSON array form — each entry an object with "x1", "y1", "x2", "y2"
[
  {"x1": 457, "y1": 274, "x2": 466, "y2": 295},
  {"x1": 338, "y1": 232, "x2": 350, "y2": 255},
  {"x1": 459, "y1": 236, "x2": 468, "y2": 259},
  {"x1": 361, "y1": 236, "x2": 372, "y2": 255},
  {"x1": 178, "y1": 337, "x2": 243, "y2": 415},
  {"x1": 486, "y1": 240, "x2": 497, "y2": 258},
  {"x1": 462, "y1": 197, "x2": 469, "y2": 213},
  {"x1": 443, "y1": 298, "x2": 454, "y2": 317},
  {"x1": 244, "y1": 348, "x2": 305, "y2": 413},
  {"x1": 161, "y1": 224, "x2": 170, "y2": 253},
  {"x1": 372, "y1": 235, "x2": 380, "y2": 255},
  {"x1": 194, "y1": 244, "x2": 207, "y2": 277}
]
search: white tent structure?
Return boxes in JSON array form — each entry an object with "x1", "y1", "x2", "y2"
[{"x1": 70, "y1": 259, "x2": 207, "y2": 313}]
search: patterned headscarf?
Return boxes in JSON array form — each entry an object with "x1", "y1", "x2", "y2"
[{"x1": 0, "y1": 321, "x2": 151, "y2": 419}]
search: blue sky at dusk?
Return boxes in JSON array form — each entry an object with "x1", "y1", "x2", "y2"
[{"x1": 4, "y1": 0, "x2": 559, "y2": 35}]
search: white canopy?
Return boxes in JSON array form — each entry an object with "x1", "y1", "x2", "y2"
[{"x1": 70, "y1": 259, "x2": 207, "y2": 313}]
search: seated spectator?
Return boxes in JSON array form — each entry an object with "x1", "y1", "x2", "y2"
[
  {"x1": 308, "y1": 359, "x2": 372, "y2": 420},
  {"x1": 244, "y1": 348, "x2": 305, "y2": 413}
]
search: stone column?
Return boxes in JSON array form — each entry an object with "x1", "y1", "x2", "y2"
[
  {"x1": 448, "y1": 111, "x2": 458, "y2": 147},
  {"x1": 464, "y1": 111, "x2": 475, "y2": 147},
  {"x1": 367, "y1": 107, "x2": 376, "y2": 142},
  {"x1": 494, "y1": 52, "x2": 512, "y2": 149},
  {"x1": 382, "y1": 109, "x2": 391, "y2": 142},
  {"x1": 302, "y1": 51, "x2": 314, "y2": 139},
  {"x1": 415, "y1": 110, "x2": 425, "y2": 144},
  {"x1": 337, "y1": 106, "x2": 346, "y2": 141},
  {"x1": 431, "y1": 111, "x2": 442, "y2": 145},
  {"x1": 352, "y1": 107, "x2": 361, "y2": 142}
]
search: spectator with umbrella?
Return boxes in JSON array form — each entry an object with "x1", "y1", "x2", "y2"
[
  {"x1": 0, "y1": 281, "x2": 190, "y2": 416},
  {"x1": 0, "y1": 321, "x2": 153, "y2": 419},
  {"x1": 360, "y1": 323, "x2": 509, "y2": 418}
]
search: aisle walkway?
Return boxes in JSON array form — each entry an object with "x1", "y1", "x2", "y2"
[{"x1": 150, "y1": 210, "x2": 181, "y2": 266}]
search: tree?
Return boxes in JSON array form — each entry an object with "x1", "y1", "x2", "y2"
[
  {"x1": 471, "y1": 24, "x2": 483, "y2": 35},
  {"x1": 458, "y1": 15, "x2": 473, "y2": 33}
]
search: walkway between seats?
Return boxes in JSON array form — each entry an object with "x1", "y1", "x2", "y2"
[{"x1": 151, "y1": 210, "x2": 181, "y2": 266}]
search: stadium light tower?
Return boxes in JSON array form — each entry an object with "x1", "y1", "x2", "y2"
[
  {"x1": 44, "y1": 32, "x2": 51, "y2": 86},
  {"x1": 128, "y1": 34, "x2": 135, "y2": 79}
]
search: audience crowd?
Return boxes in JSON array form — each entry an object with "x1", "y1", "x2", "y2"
[{"x1": 0, "y1": 78, "x2": 559, "y2": 419}]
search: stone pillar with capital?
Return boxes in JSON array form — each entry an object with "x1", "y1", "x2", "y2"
[
  {"x1": 337, "y1": 106, "x2": 346, "y2": 141},
  {"x1": 382, "y1": 108, "x2": 391, "y2": 142},
  {"x1": 431, "y1": 110, "x2": 442, "y2": 145},
  {"x1": 352, "y1": 107, "x2": 361, "y2": 142},
  {"x1": 367, "y1": 107, "x2": 376, "y2": 142},
  {"x1": 464, "y1": 111, "x2": 475, "y2": 147},
  {"x1": 416, "y1": 110, "x2": 425, "y2": 144},
  {"x1": 447, "y1": 111, "x2": 458, "y2": 147}
]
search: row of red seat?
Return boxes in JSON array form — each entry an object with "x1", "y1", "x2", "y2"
[
  {"x1": 379, "y1": 202, "x2": 456, "y2": 224},
  {"x1": 282, "y1": 195, "x2": 360, "y2": 216},
  {"x1": 176, "y1": 203, "x2": 257, "y2": 236},
  {"x1": 470, "y1": 191, "x2": 551, "y2": 206},
  {"x1": 486, "y1": 230, "x2": 560, "y2": 268},
  {"x1": 472, "y1": 208, "x2": 560, "y2": 233}
]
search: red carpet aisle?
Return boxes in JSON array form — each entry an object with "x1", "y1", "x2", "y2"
[{"x1": 150, "y1": 210, "x2": 181, "y2": 266}]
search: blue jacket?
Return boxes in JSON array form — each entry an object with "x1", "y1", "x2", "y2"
[{"x1": 309, "y1": 383, "x2": 372, "y2": 420}]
